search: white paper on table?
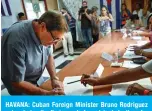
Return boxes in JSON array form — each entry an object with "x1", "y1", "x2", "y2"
[
  {"x1": 122, "y1": 60, "x2": 141, "y2": 69},
  {"x1": 128, "y1": 44, "x2": 138, "y2": 47},
  {"x1": 109, "y1": 78, "x2": 152, "y2": 95},
  {"x1": 63, "y1": 76, "x2": 93, "y2": 95},
  {"x1": 125, "y1": 47, "x2": 135, "y2": 51},
  {"x1": 137, "y1": 41, "x2": 148, "y2": 46},
  {"x1": 93, "y1": 64, "x2": 104, "y2": 77},
  {"x1": 123, "y1": 50, "x2": 144, "y2": 59},
  {"x1": 101, "y1": 52, "x2": 113, "y2": 61},
  {"x1": 132, "y1": 30, "x2": 143, "y2": 33},
  {"x1": 131, "y1": 36, "x2": 142, "y2": 40}
]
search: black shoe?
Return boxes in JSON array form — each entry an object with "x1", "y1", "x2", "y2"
[
  {"x1": 64, "y1": 55, "x2": 68, "y2": 57},
  {"x1": 69, "y1": 54, "x2": 74, "y2": 56}
]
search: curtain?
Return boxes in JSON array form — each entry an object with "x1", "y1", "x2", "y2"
[{"x1": 61, "y1": 0, "x2": 83, "y2": 42}]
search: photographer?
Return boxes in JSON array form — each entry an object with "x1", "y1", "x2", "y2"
[{"x1": 78, "y1": 1, "x2": 92, "y2": 48}]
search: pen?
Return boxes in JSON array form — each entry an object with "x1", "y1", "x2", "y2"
[
  {"x1": 67, "y1": 80, "x2": 80, "y2": 84},
  {"x1": 66, "y1": 74, "x2": 91, "y2": 84}
]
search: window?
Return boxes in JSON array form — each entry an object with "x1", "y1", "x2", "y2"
[{"x1": 23, "y1": 0, "x2": 45, "y2": 20}]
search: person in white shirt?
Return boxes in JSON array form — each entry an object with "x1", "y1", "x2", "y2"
[
  {"x1": 61, "y1": 8, "x2": 74, "y2": 57},
  {"x1": 133, "y1": 3, "x2": 143, "y2": 22},
  {"x1": 141, "y1": 1, "x2": 150, "y2": 27}
]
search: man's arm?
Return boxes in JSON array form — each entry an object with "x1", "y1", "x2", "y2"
[
  {"x1": 46, "y1": 56, "x2": 57, "y2": 80},
  {"x1": 84, "y1": 9, "x2": 92, "y2": 21},
  {"x1": 108, "y1": 13, "x2": 114, "y2": 22},
  {"x1": 78, "y1": 14, "x2": 81, "y2": 21},
  {"x1": 81, "y1": 66, "x2": 152, "y2": 86},
  {"x1": 126, "y1": 83, "x2": 152, "y2": 95},
  {"x1": 97, "y1": 66, "x2": 151, "y2": 85},
  {"x1": 134, "y1": 31, "x2": 152, "y2": 37},
  {"x1": 46, "y1": 55, "x2": 63, "y2": 89},
  {"x1": 140, "y1": 42, "x2": 152, "y2": 49},
  {"x1": 66, "y1": 13, "x2": 71, "y2": 21},
  {"x1": 141, "y1": 50, "x2": 152, "y2": 59},
  {"x1": 12, "y1": 81, "x2": 53, "y2": 95}
]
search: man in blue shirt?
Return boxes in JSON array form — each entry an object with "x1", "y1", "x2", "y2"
[{"x1": 1, "y1": 11, "x2": 67, "y2": 95}]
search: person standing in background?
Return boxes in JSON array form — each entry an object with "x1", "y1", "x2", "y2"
[
  {"x1": 90, "y1": 6, "x2": 100, "y2": 43},
  {"x1": 67, "y1": 11, "x2": 78, "y2": 48},
  {"x1": 133, "y1": 3, "x2": 143, "y2": 22},
  {"x1": 147, "y1": 8, "x2": 152, "y2": 29},
  {"x1": 99, "y1": 5, "x2": 114, "y2": 37},
  {"x1": 142, "y1": 0, "x2": 150, "y2": 27},
  {"x1": 124, "y1": 14, "x2": 143, "y2": 29},
  {"x1": 78, "y1": 1, "x2": 93, "y2": 48},
  {"x1": 18, "y1": 12, "x2": 27, "y2": 21},
  {"x1": 121, "y1": 3, "x2": 132, "y2": 27},
  {"x1": 61, "y1": 8, "x2": 74, "y2": 57}
]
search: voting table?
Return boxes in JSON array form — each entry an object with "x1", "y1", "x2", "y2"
[{"x1": 56, "y1": 32, "x2": 152, "y2": 95}]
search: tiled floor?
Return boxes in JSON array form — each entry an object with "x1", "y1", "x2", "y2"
[{"x1": 1, "y1": 48, "x2": 86, "y2": 95}]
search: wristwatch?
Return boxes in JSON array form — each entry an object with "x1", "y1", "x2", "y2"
[
  {"x1": 51, "y1": 76, "x2": 59, "y2": 80},
  {"x1": 140, "y1": 49, "x2": 143, "y2": 56},
  {"x1": 143, "y1": 89, "x2": 150, "y2": 95}
]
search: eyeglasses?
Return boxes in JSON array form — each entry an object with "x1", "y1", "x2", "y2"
[{"x1": 49, "y1": 31, "x2": 61, "y2": 42}]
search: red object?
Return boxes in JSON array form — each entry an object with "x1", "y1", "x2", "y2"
[
  {"x1": 107, "y1": 0, "x2": 112, "y2": 5},
  {"x1": 143, "y1": 90, "x2": 150, "y2": 95}
]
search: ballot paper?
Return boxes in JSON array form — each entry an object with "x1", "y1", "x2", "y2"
[
  {"x1": 123, "y1": 50, "x2": 144, "y2": 59},
  {"x1": 101, "y1": 52, "x2": 114, "y2": 61},
  {"x1": 137, "y1": 41, "x2": 148, "y2": 46},
  {"x1": 93, "y1": 64, "x2": 104, "y2": 77},
  {"x1": 131, "y1": 36, "x2": 142, "y2": 40},
  {"x1": 63, "y1": 76, "x2": 93, "y2": 95},
  {"x1": 122, "y1": 60, "x2": 141, "y2": 69},
  {"x1": 132, "y1": 30, "x2": 143, "y2": 33},
  {"x1": 63, "y1": 64, "x2": 104, "y2": 95},
  {"x1": 109, "y1": 78, "x2": 152, "y2": 95}
]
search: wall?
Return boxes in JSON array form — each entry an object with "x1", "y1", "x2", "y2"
[
  {"x1": 1, "y1": 0, "x2": 24, "y2": 30},
  {"x1": 125, "y1": 0, "x2": 132, "y2": 12},
  {"x1": 86, "y1": 0, "x2": 101, "y2": 15},
  {"x1": 46, "y1": 0, "x2": 58, "y2": 10}
]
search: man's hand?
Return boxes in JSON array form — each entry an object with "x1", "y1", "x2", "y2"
[
  {"x1": 104, "y1": 16, "x2": 110, "y2": 20},
  {"x1": 47, "y1": 88, "x2": 65, "y2": 95},
  {"x1": 85, "y1": 8, "x2": 88, "y2": 13},
  {"x1": 81, "y1": 74, "x2": 100, "y2": 86},
  {"x1": 126, "y1": 83, "x2": 146, "y2": 95},
  {"x1": 51, "y1": 79, "x2": 64, "y2": 89},
  {"x1": 129, "y1": 46, "x2": 142, "y2": 55}
]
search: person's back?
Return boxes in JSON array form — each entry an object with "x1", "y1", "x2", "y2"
[{"x1": 1, "y1": 20, "x2": 51, "y2": 95}]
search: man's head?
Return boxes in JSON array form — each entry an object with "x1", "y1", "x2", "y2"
[
  {"x1": 18, "y1": 12, "x2": 26, "y2": 21},
  {"x1": 61, "y1": 8, "x2": 67, "y2": 14},
  {"x1": 82, "y1": 1, "x2": 87, "y2": 7},
  {"x1": 135, "y1": 3, "x2": 141, "y2": 10},
  {"x1": 130, "y1": 14, "x2": 139, "y2": 23},
  {"x1": 34, "y1": 11, "x2": 68, "y2": 46}
]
